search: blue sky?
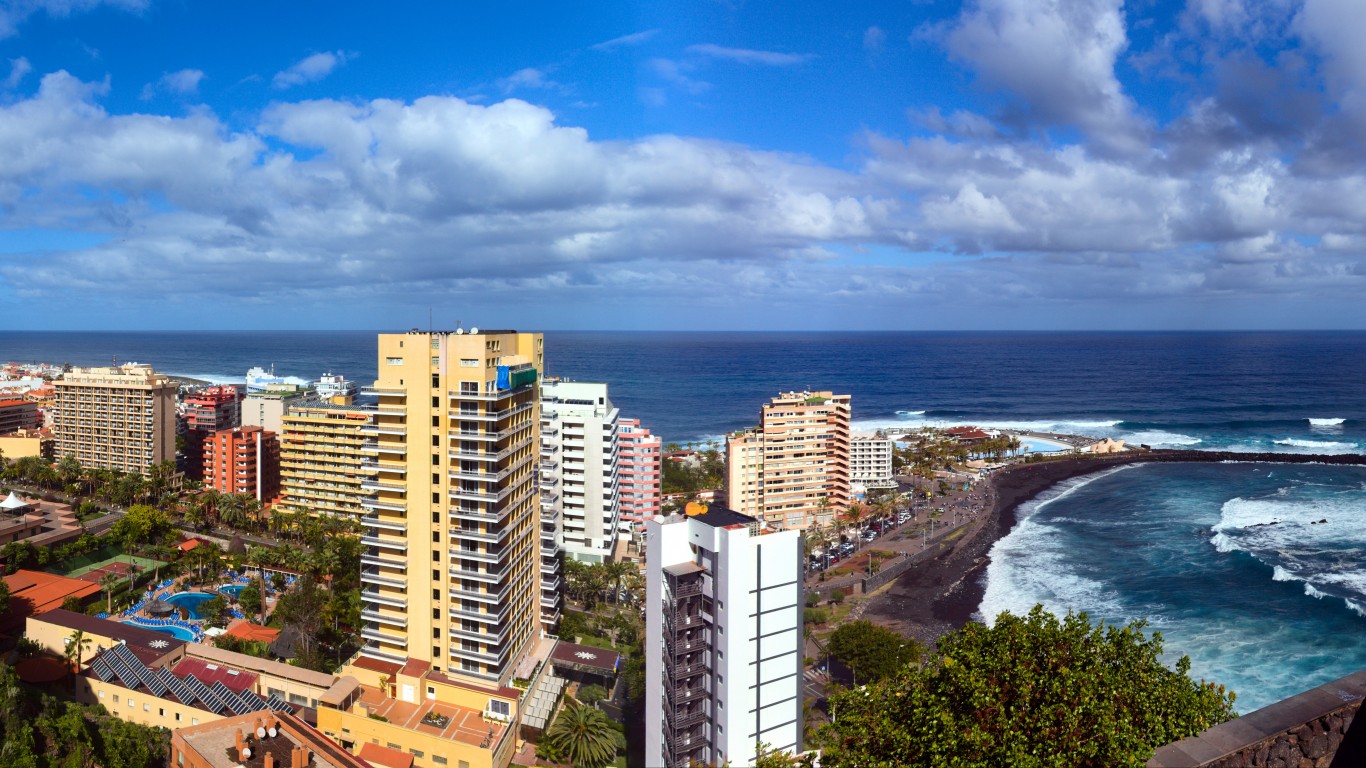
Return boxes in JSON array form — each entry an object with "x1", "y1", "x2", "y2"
[{"x1": 1, "y1": 0, "x2": 1365, "y2": 330}]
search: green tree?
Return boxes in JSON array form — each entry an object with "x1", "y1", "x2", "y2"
[
  {"x1": 577, "y1": 683, "x2": 608, "y2": 706},
  {"x1": 238, "y1": 584, "x2": 263, "y2": 618},
  {"x1": 816, "y1": 605, "x2": 1237, "y2": 768},
  {"x1": 827, "y1": 620, "x2": 922, "y2": 685},
  {"x1": 543, "y1": 701, "x2": 622, "y2": 768},
  {"x1": 100, "y1": 572, "x2": 121, "y2": 614},
  {"x1": 0, "y1": 578, "x2": 9, "y2": 615},
  {"x1": 64, "y1": 629, "x2": 91, "y2": 691},
  {"x1": 198, "y1": 595, "x2": 227, "y2": 627}
]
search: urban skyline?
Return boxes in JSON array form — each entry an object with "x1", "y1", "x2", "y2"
[{"x1": 4, "y1": 1, "x2": 1366, "y2": 330}]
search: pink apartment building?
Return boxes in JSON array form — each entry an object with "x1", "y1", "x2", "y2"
[{"x1": 618, "y1": 418, "x2": 662, "y2": 528}]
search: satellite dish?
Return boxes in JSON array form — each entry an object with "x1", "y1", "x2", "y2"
[
  {"x1": 470, "y1": 327, "x2": 479, "y2": 334},
  {"x1": 268, "y1": 727, "x2": 277, "y2": 738},
  {"x1": 455, "y1": 328, "x2": 465, "y2": 335}
]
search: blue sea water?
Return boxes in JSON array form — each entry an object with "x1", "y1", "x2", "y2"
[{"x1": 4, "y1": 329, "x2": 1366, "y2": 708}]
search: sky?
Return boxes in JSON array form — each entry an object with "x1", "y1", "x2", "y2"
[{"x1": 2, "y1": 0, "x2": 1366, "y2": 330}]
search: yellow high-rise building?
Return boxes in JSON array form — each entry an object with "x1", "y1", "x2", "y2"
[
  {"x1": 278, "y1": 400, "x2": 374, "y2": 519},
  {"x1": 725, "y1": 390, "x2": 851, "y2": 530},
  {"x1": 360, "y1": 329, "x2": 545, "y2": 685},
  {"x1": 53, "y1": 364, "x2": 176, "y2": 473}
]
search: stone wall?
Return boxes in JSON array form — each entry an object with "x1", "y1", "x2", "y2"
[{"x1": 1148, "y1": 670, "x2": 1366, "y2": 767}]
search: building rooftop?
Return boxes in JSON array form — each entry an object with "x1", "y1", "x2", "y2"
[
  {"x1": 690, "y1": 505, "x2": 758, "y2": 529},
  {"x1": 25, "y1": 608, "x2": 177, "y2": 659},
  {"x1": 357, "y1": 686, "x2": 508, "y2": 751},
  {"x1": 176, "y1": 710, "x2": 363, "y2": 768}
]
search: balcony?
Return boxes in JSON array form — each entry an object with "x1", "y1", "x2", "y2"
[
  {"x1": 361, "y1": 496, "x2": 407, "y2": 512},
  {"x1": 361, "y1": 554, "x2": 407, "y2": 570},
  {"x1": 448, "y1": 484, "x2": 517, "y2": 504},
  {"x1": 361, "y1": 461, "x2": 406, "y2": 474},
  {"x1": 448, "y1": 602, "x2": 511, "y2": 624},
  {"x1": 361, "y1": 515, "x2": 407, "y2": 534},
  {"x1": 448, "y1": 401, "x2": 534, "y2": 423},
  {"x1": 362, "y1": 424, "x2": 407, "y2": 436},
  {"x1": 447, "y1": 383, "x2": 535, "y2": 402},
  {"x1": 361, "y1": 478, "x2": 407, "y2": 493},
  {"x1": 362, "y1": 589, "x2": 408, "y2": 609},
  {"x1": 361, "y1": 535, "x2": 407, "y2": 552},
  {"x1": 448, "y1": 565, "x2": 500, "y2": 583},
  {"x1": 361, "y1": 625, "x2": 408, "y2": 644},
  {"x1": 361, "y1": 441, "x2": 407, "y2": 456},
  {"x1": 360, "y1": 569, "x2": 406, "y2": 588},
  {"x1": 361, "y1": 609, "x2": 407, "y2": 628},
  {"x1": 449, "y1": 621, "x2": 511, "y2": 645},
  {"x1": 448, "y1": 445, "x2": 518, "y2": 463},
  {"x1": 448, "y1": 546, "x2": 501, "y2": 564},
  {"x1": 449, "y1": 584, "x2": 504, "y2": 604}
]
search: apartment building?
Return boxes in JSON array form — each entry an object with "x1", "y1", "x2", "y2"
[
  {"x1": 181, "y1": 386, "x2": 241, "y2": 480},
  {"x1": 277, "y1": 401, "x2": 373, "y2": 520},
  {"x1": 618, "y1": 418, "x2": 662, "y2": 528},
  {"x1": 540, "y1": 380, "x2": 621, "y2": 564},
  {"x1": 203, "y1": 425, "x2": 281, "y2": 502},
  {"x1": 0, "y1": 398, "x2": 41, "y2": 434},
  {"x1": 851, "y1": 432, "x2": 896, "y2": 490},
  {"x1": 645, "y1": 504, "x2": 803, "y2": 768},
  {"x1": 358, "y1": 329, "x2": 544, "y2": 687},
  {"x1": 52, "y1": 364, "x2": 177, "y2": 473},
  {"x1": 242, "y1": 390, "x2": 308, "y2": 434},
  {"x1": 725, "y1": 391, "x2": 852, "y2": 530}
]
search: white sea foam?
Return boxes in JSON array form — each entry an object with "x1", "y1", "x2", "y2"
[
  {"x1": 168, "y1": 372, "x2": 247, "y2": 386},
  {"x1": 1273, "y1": 438, "x2": 1357, "y2": 452},
  {"x1": 1308, "y1": 418, "x2": 1346, "y2": 427},
  {"x1": 853, "y1": 414, "x2": 1122, "y2": 435},
  {"x1": 977, "y1": 465, "x2": 1139, "y2": 623},
  {"x1": 1120, "y1": 430, "x2": 1203, "y2": 448},
  {"x1": 894, "y1": 410, "x2": 926, "y2": 416}
]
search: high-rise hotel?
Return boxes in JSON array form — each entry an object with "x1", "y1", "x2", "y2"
[
  {"x1": 358, "y1": 330, "x2": 545, "y2": 685},
  {"x1": 53, "y1": 364, "x2": 176, "y2": 473}
]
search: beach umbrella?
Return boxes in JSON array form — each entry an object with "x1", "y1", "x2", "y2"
[{"x1": 145, "y1": 598, "x2": 175, "y2": 616}]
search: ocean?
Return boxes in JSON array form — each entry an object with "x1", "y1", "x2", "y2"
[{"x1": 4, "y1": 329, "x2": 1365, "y2": 709}]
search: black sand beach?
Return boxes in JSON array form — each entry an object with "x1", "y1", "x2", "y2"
[{"x1": 860, "y1": 449, "x2": 1366, "y2": 647}]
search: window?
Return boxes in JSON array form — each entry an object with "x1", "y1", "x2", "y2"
[
  {"x1": 386, "y1": 357, "x2": 403, "y2": 366},
  {"x1": 143, "y1": 703, "x2": 150, "y2": 712},
  {"x1": 460, "y1": 359, "x2": 478, "y2": 368},
  {"x1": 433, "y1": 551, "x2": 440, "y2": 562},
  {"x1": 113, "y1": 694, "x2": 119, "y2": 704},
  {"x1": 432, "y1": 473, "x2": 440, "y2": 483},
  {"x1": 488, "y1": 699, "x2": 511, "y2": 718},
  {"x1": 410, "y1": 749, "x2": 425, "y2": 758},
  {"x1": 433, "y1": 757, "x2": 448, "y2": 765},
  {"x1": 433, "y1": 455, "x2": 439, "y2": 466},
  {"x1": 175, "y1": 712, "x2": 181, "y2": 722},
  {"x1": 432, "y1": 416, "x2": 439, "y2": 427},
  {"x1": 159, "y1": 708, "x2": 165, "y2": 717},
  {"x1": 191, "y1": 718, "x2": 199, "y2": 726},
  {"x1": 433, "y1": 628, "x2": 440, "y2": 639},
  {"x1": 98, "y1": 691, "x2": 104, "y2": 700},
  {"x1": 432, "y1": 570, "x2": 439, "y2": 580},
  {"x1": 432, "y1": 588, "x2": 440, "y2": 600},
  {"x1": 433, "y1": 492, "x2": 440, "y2": 503},
  {"x1": 432, "y1": 435, "x2": 439, "y2": 447},
  {"x1": 432, "y1": 396, "x2": 440, "y2": 407},
  {"x1": 432, "y1": 374, "x2": 440, "y2": 387},
  {"x1": 431, "y1": 357, "x2": 440, "y2": 367},
  {"x1": 433, "y1": 532, "x2": 440, "y2": 543}
]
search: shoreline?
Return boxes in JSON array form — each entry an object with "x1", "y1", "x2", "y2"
[{"x1": 859, "y1": 449, "x2": 1366, "y2": 648}]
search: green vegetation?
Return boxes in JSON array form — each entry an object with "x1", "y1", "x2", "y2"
[
  {"x1": 577, "y1": 683, "x2": 608, "y2": 706},
  {"x1": 815, "y1": 606, "x2": 1236, "y2": 768},
  {"x1": 238, "y1": 584, "x2": 263, "y2": 617},
  {"x1": 0, "y1": 661, "x2": 169, "y2": 768},
  {"x1": 538, "y1": 701, "x2": 624, "y2": 768},
  {"x1": 826, "y1": 620, "x2": 923, "y2": 685},
  {"x1": 659, "y1": 443, "x2": 725, "y2": 496}
]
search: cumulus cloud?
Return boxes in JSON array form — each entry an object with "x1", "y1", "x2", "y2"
[
  {"x1": 272, "y1": 51, "x2": 350, "y2": 89},
  {"x1": 864, "y1": 26, "x2": 886, "y2": 52},
  {"x1": 496, "y1": 67, "x2": 561, "y2": 94},
  {"x1": 139, "y1": 68, "x2": 205, "y2": 99},
  {"x1": 686, "y1": 44, "x2": 814, "y2": 66},
  {"x1": 4, "y1": 56, "x2": 31, "y2": 88}
]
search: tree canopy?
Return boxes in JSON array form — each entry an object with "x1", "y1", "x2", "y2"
[
  {"x1": 816, "y1": 605, "x2": 1236, "y2": 768},
  {"x1": 826, "y1": 620, "x2": 924, "y2": 685}
]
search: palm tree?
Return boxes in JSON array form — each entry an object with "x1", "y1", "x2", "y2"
[
  {"x1": 842, "y1": 503, "x2": 869, "y2": 552},
  {"x1": 544, "y1": 701, "x2": 620, "y2": 768},
  {"x1": 125, "y1": 563, "x2": 143, "y2": 594},
  {"x1": 245, "y1": 546, "x2": 272, "y2": 622},
  {"x1": 64, "y1": 629, "x2": 91, "y2": 691},
  {"x1": 602, "y1": 560, "x2": 634, "y2": 607},
  {"x1": 100, "y1": 572, "x2": 121, "y2": 614},
  {"x1": 145, "y1": 543, "x2": 172, "y2": 583}
]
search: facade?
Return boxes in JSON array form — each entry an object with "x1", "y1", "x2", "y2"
[
  {"x1": 52, "y1": 364, "x2": 177, "y2": 473},
  {"x1": 0, "y1": 398, "x2": 41, "y2": 434},
  {"x1": 0, "y1": 427, "x2": 55, "y2": 461},
  {"x1": 725, "y1": 391, "x2": 851, "y2": 530},
  {"x1": 359, "y1": 329, "x2": 545, "y2": 687},
  {"x1": 172, "y1": 710, "x2": 366, "y2": 768},
  {"x1": 181, "y1": 386, "x2": 242, "y2": 480},
  {"x1": 278, "y1": 401, "x2": 374, "y2": 520},
  {"x1": 850, "y1": 433, "x2": 896, "y2": 490},
  {"x1": 540, "y1": 380, "x2": 621, "y2": 564},
  {"x1": 618, "y1": 418, "x2": 662, "y2": 528},
  {"x1": 242, "y1": 391, "x2": 308, "y2": 434},
  {"x1": 645, "y1": 505, "x2": 803, "y2": 768},
  {"x1": 203, "y1": 425, "x2": 282, "y2": 501}
]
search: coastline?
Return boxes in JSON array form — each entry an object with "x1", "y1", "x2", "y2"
[{"x1": 859, "y1": 449, "x2": 1366, "y2": 648}]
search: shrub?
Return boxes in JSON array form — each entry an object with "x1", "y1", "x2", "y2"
[{"x1": 830, "y1": 589, "x2": 846, "y2": 605}]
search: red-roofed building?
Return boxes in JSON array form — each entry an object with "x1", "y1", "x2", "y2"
[
  {"x1": 358, "y1": 742, "x2": 415, "y2": 768},
  {"x1": 0, "y1": 398, "x2": 40, "y2": 434},
  {"x1": 944, "y1": 426, "x2": 992, "y2": 443},
  {"x1": 0, "y1": 570, "x2": 100, "y2": 637}
]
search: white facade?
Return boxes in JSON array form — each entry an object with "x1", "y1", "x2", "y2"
[
  {"x1": 851, "y1": 432, "x2": 896, "y2": 489},
  {"x1": 541, "y1": 381, "x2": 621, "y2": 563},
  {"x1": 645, "y1": 507, "x2": 803, "y2": 768}
]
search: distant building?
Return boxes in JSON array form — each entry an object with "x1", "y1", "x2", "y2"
[
  {"x1": 851, "y1": 433, "x2": 896, "y2": 490},
  {"x1": 645, "y1": 505, "x2": 803, "y2": 768},
  {"x1": 540, "y1": 380, "x2": 621, "y2": 564},
  {"x1": 0, "y1": 398, "x2": 41, "y2": 434},
  {"x1": 181, "y1": 386, "x2": 242, "y2": 480},
  {"x1": 0, "y1": 427, "x2": 55, "y2": 461},
  {"x1": 241, "y1": 391, "x2": 308, "y2": 435},
  {"x1": 203, "y1": 426, "x2": 281, "y2": 502},
  {"x1": 725, "y1": 390, "x2": 852, "y2": 530},
  {"x1": 53, "y1": 364, "x2": 176, "y2": 473},
  {"x1": 277, "y1": 401, "x2": 373, "y2": 520},
  {"x1": 618, "y1": 418, "x2": 662, "y2": 528},
  {"x1": 172, "y1": 710, "x2": 368, "y2": 768}
]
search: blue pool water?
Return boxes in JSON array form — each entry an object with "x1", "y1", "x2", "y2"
[
  {"x1": 141, "y1": 624, "x2": 196, "y2": 642},
  {"x1": 219, "y1": 584, "x2": 247, "y2": 599},
  {"x1": 164, "y1": 592, "x2": 216, "y2": 619},
  {"x1": 1018, "y1": 437, "x2": 1069, "y2": 454}
]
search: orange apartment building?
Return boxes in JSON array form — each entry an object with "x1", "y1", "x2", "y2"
[
  {"x1": 0, "y1": 398, "x2": 41, "y2": 434},
  {"x1": 203, "y1": 425, "x2": 281, "y2": 502},
  {"x1": 182, "y1": 386, "x2": 242, "y2": 480},
  {"x1": 725, "y1": 390, "x2": 851, "y2": 530}
]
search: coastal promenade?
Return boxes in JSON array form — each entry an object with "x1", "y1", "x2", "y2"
[{"x1": 855, "y1": 448, "x2": 1366, "y2": 647}]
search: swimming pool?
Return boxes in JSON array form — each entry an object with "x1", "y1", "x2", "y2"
[
  {"x1": 218, "y1": 584, "x2": 247, "y2": 599},
  {"x1": 164, "y1": 592, "x2": 216, "y2": 619},
  {"x1": 1019, "y1": 437, "x2": 1072, "y2": 454},
  {"x1": 141, "y1": 623, "x2": 196, "y2": 642}
]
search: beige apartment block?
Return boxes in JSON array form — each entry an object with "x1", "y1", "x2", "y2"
[
  {"x1": 725, "y1": 391, "x2": 851, "y2": 530},
  {"x1": 53, "y1": 364, "x2": 176, "y2": 473},
  {"x1": 277, "y1": 400, "x2": 374, "y2": 520},
  {"x1": 360, "y1": 329, "x2": 545, "y2": 687}
]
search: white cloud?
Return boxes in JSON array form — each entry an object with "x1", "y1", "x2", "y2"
[
  {"x1": 139, "y1": 68, "x2": 205, "y2": 99},
  {"x1": 496, "y1": 67, "x2": 560, "y2": 94},
  {"x1": 864, "y1": 26, "x2": 886, "y2": 52},
  {"x1": 272, "y1": 51, "x2": 350, "y2": 90},
  {"x1": 686, "y1": 44, "x2": 814, "y2": 66},
  {"x1": 4, "y1": 56, "x2": 31, "y2": 88},
  {"x1": 0, "y1": 0, "x2": 147, "y2": 38},
  {"x1": 591, "y1": 29, "x2": 658, "y2": 51}
]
